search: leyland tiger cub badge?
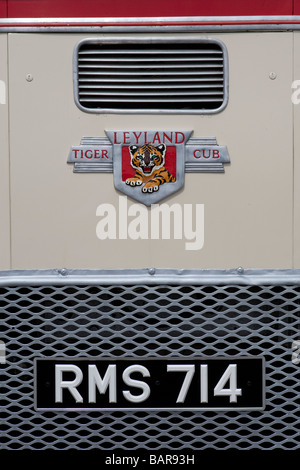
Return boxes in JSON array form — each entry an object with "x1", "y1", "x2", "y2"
[{"x1": 67, "y1": 130, "x2": 230, "y2": 206}]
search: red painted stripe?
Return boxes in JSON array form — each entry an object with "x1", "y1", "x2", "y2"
[
  {"x1": 0, "y1": 0, "x2": 8, "y2": 18},
  {"x1": 1, "y1": 0, "x2": 294, "y2": 19},
  {"x1": 294, "y1": 0, "x2": 300, "y2": 13}
]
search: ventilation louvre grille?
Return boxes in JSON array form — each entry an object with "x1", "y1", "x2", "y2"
[{"x1": 75, "y1": 40, "x2": 227, "y2": 113}]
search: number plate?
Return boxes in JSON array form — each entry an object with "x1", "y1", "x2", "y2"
[{"x1": 34, "y1": 357, "x2": 265, "y2": 411}]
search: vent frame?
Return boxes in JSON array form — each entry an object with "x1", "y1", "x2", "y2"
[{"x1": 73, "y1": 36, "x2": 229, "y2": 114}]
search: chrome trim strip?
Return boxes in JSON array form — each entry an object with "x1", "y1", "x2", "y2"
[
  {"x1": 185, "y1": 162, "x2": 224, "y2": 172},
  {"x1": 73, "y1": 162, "x2": 113, "y2": 172},
  {"x1": 2, "y1": 15, "x2": 300, "y2": 24},
  {"x1": 1, "y1": 268, "x2": 300, "y2": 286},
  {"x1": 2, "y1": 16, "x2": 300, "y2": 32},
  {"x1": 2, "y1": 25, "x2": 300, "y2": 33}
]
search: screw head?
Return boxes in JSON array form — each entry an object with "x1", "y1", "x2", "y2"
[
  {"x1": 269, "y1": 72, "x2": 277, "y2": 80},
  {"x1": 26, "y1": 74, "x2": 33, "y2": 82}
]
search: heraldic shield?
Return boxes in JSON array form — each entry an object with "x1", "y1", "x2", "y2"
[{"x1": 106, "y1": 130, "x2": 192, "y2": 206}]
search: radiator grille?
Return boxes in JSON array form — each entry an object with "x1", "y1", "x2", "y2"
[
  {"x1": 0, "y1": 276, "x2": 299, "y2": 450},
  {"x1": 74, "y1": 38, "x2": 227, "y2": 113}
]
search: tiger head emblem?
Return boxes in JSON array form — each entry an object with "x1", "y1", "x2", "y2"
[{"x1": 125, "y1": 143, "x2": 175, "y2": 193}]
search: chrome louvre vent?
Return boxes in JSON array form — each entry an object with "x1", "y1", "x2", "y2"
[{"x1": 74, "y1": 39, "x2": 228, "y2": 114}]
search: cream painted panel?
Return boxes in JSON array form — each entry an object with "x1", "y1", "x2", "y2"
[
  {"x1": 293, "y1": 33, "x2": 300, "y2": 268},
  {"x1": 8, "y1": 32, "x2": 293, "y2": 270},
  {"x1": 0, "y1": 35, "x2": 11, "y2": 269}
]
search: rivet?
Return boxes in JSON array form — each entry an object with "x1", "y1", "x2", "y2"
[
  {"x1": 59, "y1": 268, "x2": 68, "y2": 276},
  {"x1": 26, "y1": 74, "x2": 33, "y2": 82},
  {"x1": 237, "y1": 267, "x2": 244, "y2": 275},
  {"x1": 269, "y1": 72, "x2": 277, "y2": 80},
  {"x1": 148, "y1": 268, "x2": 156, "y2": 276}
]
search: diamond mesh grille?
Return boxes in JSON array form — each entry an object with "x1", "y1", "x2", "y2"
[{"x1": 0, "y1": 276, "x2": 300, "y2": 450}]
